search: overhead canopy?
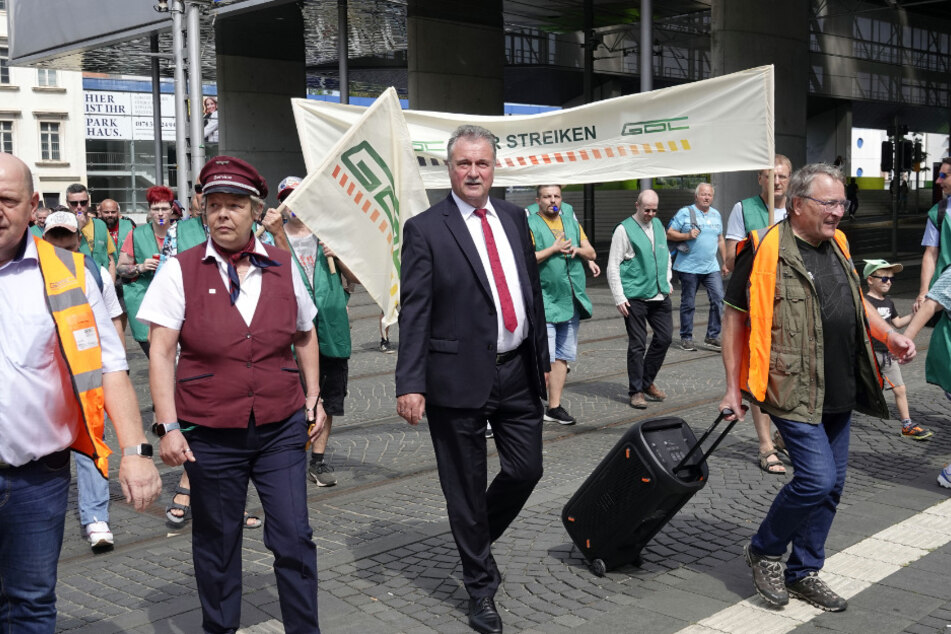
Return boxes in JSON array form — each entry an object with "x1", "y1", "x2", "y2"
[{"x1": 9, "y1": 0, "x2": 169, "y2": 66}]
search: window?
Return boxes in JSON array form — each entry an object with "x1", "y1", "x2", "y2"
[
  {"x1": 0, "y1": 121, "x2": 11, "y2": 154},
  {"x1": 37, "y1": 69, "x2": 57, "y2": 87},
  {"x1": 0, "y1": 1, "x2": 7, "y2": 11},
  {"x1": 40, "y1": 122, "x2": 61, "y2": 161},
  {"x1": 0, "y1": 46, "x2": 8, "y2": 85}
]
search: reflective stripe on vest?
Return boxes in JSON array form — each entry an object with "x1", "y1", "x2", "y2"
[
  {"x1": 34, "y1": 237, "x2": 111, "y2": 478},
  {"x1": 738, "y1": 227, "x2": 855, "y2": 401}
]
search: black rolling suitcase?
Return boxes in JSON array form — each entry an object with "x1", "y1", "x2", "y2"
[{"x1": 562, "y1": 410, "x2": 737, "y2": 576}]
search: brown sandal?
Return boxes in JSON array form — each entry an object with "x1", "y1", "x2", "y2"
[{"x1": 759, "y1": 449, "x2": 787, "y2": 475}]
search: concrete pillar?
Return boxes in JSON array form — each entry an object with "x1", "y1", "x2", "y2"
[
  {"x1": 215, "y1": 2, "x2": 306, "y2": 204},
  {"x1": 407, "y1": 1, "x2": 504, "y2": 115},
  {"x1": 711, "y1": 0, "x2": 809, "y2": 215},
  {"x1": 807, "y1": 102, "x2": 852, "y2": 171}
]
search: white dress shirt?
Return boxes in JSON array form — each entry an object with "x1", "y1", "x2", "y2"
[
  {"x1": 0, "y1": 236, "x2": 128, "y2": 466},
  {"x1": 452, "y1": 192, "x2": 529, "y2": 353},
  {"x1": 137, "y1": 237, "x2": 317, "y2": 332}
]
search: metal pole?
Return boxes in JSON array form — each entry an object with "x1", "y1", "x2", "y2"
[
  {"x1": 171, "y1": 1, "x2": 190, "y2": 205},
  {"x1": 639, "y1": 0, "x2": 652, "y2": 192},
  {"x1": 187, "y1": 1, "x2": 205, "y2": 180},
  {"x1": 150, "y1": 34, "x2": 164, "y2": 186},
  {"x1": 583, "y1": 0, "x2": 595, "y2": 241},
  {"x1": 338, "y1": 0, "x2": 349, "y2": 104}
]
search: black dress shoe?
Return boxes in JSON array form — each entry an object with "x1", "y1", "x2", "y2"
[{"x1": 468, "y1": 596, "x2": 502, "y2": 633}]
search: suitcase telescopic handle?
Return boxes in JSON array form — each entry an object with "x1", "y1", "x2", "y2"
[{"x1": 673, "y1": 407, "x2": 742, "y2": 475}]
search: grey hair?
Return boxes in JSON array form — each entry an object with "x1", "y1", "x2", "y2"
[
  {"x1": 763, "y1": 153, "x2": 792, "y2": 176},
  {"x1": 250, "y1": 195, "x2": 266, "y2": 219},
  {"x1": 447, "y1": 125, "x2": 497, "y2": 161},
  {"x1": 694, "y1": 182, "x2": 714, "y2": 196},
  {"x1": 787, "y1": 163, "x2": 846, "y2": 202}
]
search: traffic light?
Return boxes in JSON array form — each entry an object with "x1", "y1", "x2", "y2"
[
  {"x1": 898, "y1": 140, "x2": 914, "y2": 171},
  {"x1": 881, "y1": 141, "x2": 893, "y2": 172}
]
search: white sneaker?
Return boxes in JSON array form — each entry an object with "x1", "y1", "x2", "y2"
[
  {"x1": 938, "y1": 464, "x2": 951, "y2": 489},
  {"x1": 86, "y1": 520, "x2": 114, "y2": 549}
]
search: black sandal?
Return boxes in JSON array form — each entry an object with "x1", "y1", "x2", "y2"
[{"x1": 165, "y1": 485, "x2": 192, "y2": 528}]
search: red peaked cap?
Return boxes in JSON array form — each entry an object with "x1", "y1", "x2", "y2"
[{"x1": 198, "y1": 155, "x2": 268, "y2": 199}]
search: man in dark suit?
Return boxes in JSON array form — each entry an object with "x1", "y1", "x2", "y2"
[{"x1": 396, "y1": 125, "x2": 550, "y2": 634}]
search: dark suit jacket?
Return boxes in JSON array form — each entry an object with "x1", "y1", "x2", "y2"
[{"x1": 395, "y1": 195, "x2": 550, "y2": 409}]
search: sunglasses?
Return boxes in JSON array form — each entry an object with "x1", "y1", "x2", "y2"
[
  {"x1": 68, "y1": 199, "x2": 89, "y2": 207},
  {"x1": 871, "y1": 275, "x2": 894, "y2": 283},
  {"x1": 939, "y1": 172, "x2": 948, "y2": 180}
]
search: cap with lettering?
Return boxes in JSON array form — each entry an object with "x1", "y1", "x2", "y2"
[
  {"x1": 198, "y1": 155, "x2": 268, "y2": 198},
  {"x1": 43, "y1": 211, "x2": 79, "y2": 235},
  {"x1": 862, "y1": 258, "x2": 903, "y2": 279},
  {"x1": 277, "y1": 176, "x2": 302, "y2": 203}
]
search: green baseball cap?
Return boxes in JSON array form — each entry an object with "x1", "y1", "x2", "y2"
[{"x1": 862, "y1": 258, "x2": 903, "y2": 278}]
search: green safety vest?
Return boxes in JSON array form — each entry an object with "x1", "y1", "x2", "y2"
[
  {"x1": 618, "y1": 216, "x2": 670, "y2": 299},
  {"x1": 927, "y1": 313, "x2": 951, "y2": 394},
  {"x1": 741, "y1": 195, "x2": 770, "y2": 233},
  {"x1": 290, "y1": 235, "x2": 352, "y2": 358},
  {"x1": 176, "y1": 217, "x2": 208, "y2": 253},
  {"x1": 79, "y1": 218, "x2": 114, "y2": 270},
  {"x1": 928, "y1": 203, "x2": 951, "y2": 287},
  {"x1": 124, "y1": 224, "x2": 163, "y2": 342},
  {"x1": 113, "y1": 218, "x2": 136, "y2": 252},
  {"x1": 527, "y1": 211, "x2": 592, "y2": 323},
  {"x1": 29, "y1": 225, "x2": 43, "y2": 238}
]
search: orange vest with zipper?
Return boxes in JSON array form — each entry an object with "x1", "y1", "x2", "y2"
[
  {"x1": 737, "y1": 226, "x2": 858, "y2": 402},
  {"x1": 34, "y1": 237, "x2": 111, "y2": 477}
]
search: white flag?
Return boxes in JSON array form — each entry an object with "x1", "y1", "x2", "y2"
[
  {"x1": 285, "y1": 87, "x2": 429, "y2": 327},
  {"x1": 290, "y1": 65, "x2": 775, "y2": 188}
]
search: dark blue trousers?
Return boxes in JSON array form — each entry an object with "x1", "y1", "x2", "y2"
[{"x1": 185, "y1": 410, "x2": 319, "y2": 634}]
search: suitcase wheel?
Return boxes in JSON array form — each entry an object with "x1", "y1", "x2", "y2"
[{"x1": 590, "y1": 559, "x2": 606, "y2": 577}]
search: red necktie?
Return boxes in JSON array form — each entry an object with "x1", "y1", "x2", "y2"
[{"x1": 474, "y1": 208, "x2": 518, "y2": 333}]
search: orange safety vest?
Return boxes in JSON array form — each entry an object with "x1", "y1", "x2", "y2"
[
  {"x1": 737, "y1": 225, "x2": 879, "y2": 402},
  {"x1": 34, "y1": 237, "x2": 111, "y2": 477}
]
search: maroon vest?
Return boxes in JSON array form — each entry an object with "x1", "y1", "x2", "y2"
[{"x1": 175, "y1": 243, "x2": 304, "y2": 427}]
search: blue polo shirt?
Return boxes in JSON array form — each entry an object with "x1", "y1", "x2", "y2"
[{"x1": 670, "y1": 205, "x2": 722, "y2": 274}]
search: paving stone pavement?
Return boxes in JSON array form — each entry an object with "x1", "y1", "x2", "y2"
[{"x1": 52, "y1": 275, "x2": 951, "y2": 633}]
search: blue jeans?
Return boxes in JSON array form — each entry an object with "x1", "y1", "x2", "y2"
[
  {"x1": 546, "y1": 309, "x2": 580, "y2": 362},
  {"x1": 751, "y1": 412, "x2": 851, "y2": 583},
  {"x1": 75, "y1": 453, "x2": 110, "y2": 526},
  {"x1": 678, "y1": 271, "x2": 723, "y2": 340},
  {"x1": 0, "y1": 450, "x2": 71, "y2": 633}
]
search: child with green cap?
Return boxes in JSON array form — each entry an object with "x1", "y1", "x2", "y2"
[{"x1": 863, "y1": 258, "x2": 933, "y2": 440}]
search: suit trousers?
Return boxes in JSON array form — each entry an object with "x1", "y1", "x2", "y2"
[
  {"x1": 185, "y1": 410, "x2": 319, "y2": 634},
  {"x1": 426, "y1": 348, "x2": 544, "y2": 599}
]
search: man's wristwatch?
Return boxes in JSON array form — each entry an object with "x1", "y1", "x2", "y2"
[
  {"x1": 121, "y1": 443, "x2": 154, "y2": 457},
  {"x1": 152, "y1": 421, "x2": 182, "y2": 437}
]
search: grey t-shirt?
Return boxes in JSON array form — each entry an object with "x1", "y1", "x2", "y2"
[{"x1": 288, "y1": 233, "x2": 319, "y2": 282}]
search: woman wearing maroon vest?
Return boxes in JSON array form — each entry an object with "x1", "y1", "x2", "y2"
[{"x1": 138, "y1": 156, "x2": 326, "y2": 634}]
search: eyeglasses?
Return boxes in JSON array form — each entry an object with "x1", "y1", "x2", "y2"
[
  {"x1": 150, "y1": 206, "x2": 172, "y2": 213},
  {"x1": 939, "y1": 172, "x2": 949, "y2": 180},
  {"x1": 67, "y1": 199, "x2": 89, "y2": 207},
  {"x1": 871, "y1": 275, "x2": 894, "y2": 283},
  {"x1": 802, "y1": 196, "x2": 852, "y2": 212}
]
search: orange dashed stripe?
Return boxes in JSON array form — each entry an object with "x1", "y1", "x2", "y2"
[
  {"x1": 331, "y1": 163, "x2": 395, "y2": 239},
  {"x1": 478, "y1": 139, "x2": 693, "y2": 170}
]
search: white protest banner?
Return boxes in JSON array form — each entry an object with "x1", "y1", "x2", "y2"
[
  {"x1": 291, "y1": 65, "x2": 774, "y2": 188},
  {"x1": 285, "y1": 87, "x2": 429, "y2": 327}
]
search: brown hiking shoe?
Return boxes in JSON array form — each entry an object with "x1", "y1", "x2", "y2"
[
  {"x1": 786, "y1": 572, "x2": 847, "y2": 612},
  {"x1": 644, "y1": 384, "x2": 667, "y2": 401},
  {"x1": 745, "y1": 543, "x2": 789, "y2": 607}
]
